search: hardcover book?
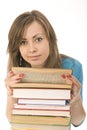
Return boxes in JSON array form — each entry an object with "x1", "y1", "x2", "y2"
[
  {"x1": 10, "y1": 115, "x2": 71, "y2": 126},
  {"x1": 11, "y1": 123, "x2": 71, "y2": 130},
  {"x1": 12, "y1": 67, "x2": 72, "y2": 84},
  {"x1": 12, "y1": 87, "x2": 71, "y2": 100},
  {"x1": 17, "y1": 98, "x2": 67, "y2": 106}
]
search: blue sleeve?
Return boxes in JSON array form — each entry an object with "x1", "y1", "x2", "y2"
[{"x1": 62, "y1": 58, "x2": 83, "y2": 99}]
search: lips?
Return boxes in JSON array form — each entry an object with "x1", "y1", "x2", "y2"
[{"x1": 29, "y1": 55, "x2": 41, "y2": 60}]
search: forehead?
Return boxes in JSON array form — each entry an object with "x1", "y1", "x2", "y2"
[{"x1": 23, "y1": 21, "x2": 45, "y2": 37}]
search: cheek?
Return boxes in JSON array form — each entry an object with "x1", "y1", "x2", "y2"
[
  {"x1": 44, "y1": 47, "x2": 50, "y2": 56},
  {"x1": 40, "y1": 41, "x2": 50, "y2": 53},
  {"x1": 43, "y1": 43, "x2": 50, "y2": 55}
]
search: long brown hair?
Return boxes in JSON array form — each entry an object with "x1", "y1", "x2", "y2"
[{"x1": 7, "y1": 10, "x2": 62, "y2": 71}]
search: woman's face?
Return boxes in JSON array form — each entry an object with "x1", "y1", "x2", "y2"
[{"x1": 19, "y1": 21, "x2": 50, "y2": 68}]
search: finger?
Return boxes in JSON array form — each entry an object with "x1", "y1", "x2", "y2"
[
  {"x1": 61, "y1": 74, "x2": 72, "y2": 84},
  {"x1": 7, "y1": 70, "x2": 14, "y2": 77},
  {"x1": 9, "y1": 73, "x2": 24, "y2": 82},
  {"x1": 5, "y1": 74, "x2": 23, "y2": 88},
  {"x1": 62, "y1": 73, "x2": 81, "y2": 87},
  {"x1": 69, "y1": 75, "x2": 81, "y2": 88}
]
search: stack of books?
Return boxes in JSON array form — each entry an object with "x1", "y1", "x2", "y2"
[{"x1": 10, "y1": 67, "x2": 72, "y2": 130}]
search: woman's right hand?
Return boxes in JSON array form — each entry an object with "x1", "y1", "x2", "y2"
[{"x1": 5, "y1": 70, "x2": 24, "y2": 96}]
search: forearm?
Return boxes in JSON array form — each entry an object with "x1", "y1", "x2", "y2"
[
  {"x1": 5, "y1": 70, "x2": 23, "y2": 121},
  {"x1": 71, "y1": 94, "x2": 86, "y2": 126},
  {"x1": 6, "y1": 95, "x2": 17, "y2": 122}
]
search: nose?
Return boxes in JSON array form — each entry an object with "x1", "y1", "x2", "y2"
[{"x1": 28, "y1": 42, "x2": 36, "y2": 53}]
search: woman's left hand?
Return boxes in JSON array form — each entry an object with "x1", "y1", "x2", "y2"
[
  {"x1": 69, "y1": 75, "x2": 81, "y2": 104},
  {"x1": 61, "y1": 74, "x2": 81, "y2": 104}
]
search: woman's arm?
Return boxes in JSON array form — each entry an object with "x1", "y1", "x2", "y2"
[
  {"x1": 6, "y1": 95, "x2": 16, "y2": 121},
  {"x1": 71, "y1": 93, "x2": 86, "y2": 126},
  {"x1": 5, "y1": 70, "x2": 24, "y2": 121},
  {"x1": 67, "y1": 74, "x2": 86, "y2": 126},
  {"x1": 61, "y1": 72, "x2": 86, "y2": 126}
]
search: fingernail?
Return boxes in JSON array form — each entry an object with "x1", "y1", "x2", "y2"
[
  {"x1": 67, "y1": 74, "x2": 72, "y2": 78},
  {"x1": 19, "y1": 73, "x2": 24, "y2": 77},
  {"x1": 61, "y1": 74, "x2": 66, "y2": 79}
]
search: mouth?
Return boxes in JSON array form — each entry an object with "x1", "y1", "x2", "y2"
[{"x1": 29, "y1": 55, "x2": 41, "y2": 60}]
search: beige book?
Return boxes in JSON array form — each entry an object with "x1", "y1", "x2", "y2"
[
  {"x1": 10, "y1": 83, "x2": 71, "y2": 89},
  {"x1": 11, "y1": 123, "x2": 71, "y2": 130},
  {"x1": 10, "y1": 115, "x2": 71, "y2": 126},
  {"x1": 12, "y1": 67, "x2": 72, "y2": 84},
  {"x1": 12, "y1": 108, "x2": 70, "y2": 117}
]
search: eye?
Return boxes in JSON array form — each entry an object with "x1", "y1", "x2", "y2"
[
  {"x1": 35, "y1": 37, "x2": 43, "y2": 43},
  {"x1": 20, "y1": 40, "x2": 27, "y2": 45}
]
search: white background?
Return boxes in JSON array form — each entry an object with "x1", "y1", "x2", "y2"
[{"x1": 0, "y1": 0, "x2": 87, "y2": 129}]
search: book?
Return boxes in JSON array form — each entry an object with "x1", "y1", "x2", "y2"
[
  {"x1": 12, "y1": 108, "x2": 70, "y2": 117},
  {"x1": 13, "y1": 103, "x2": 70, "y2": 111},
  {"x1": 12, "y1": 87, "x2": 71, "y2": 100},
  {"x1": 10, "y1": 115, "x2": 71, "y2": 126},
  {"x1": 11, "y1": 123, "x2": 71, "y2": 130},
  {"x1": 10, "y1": 82, "x2": 71, "y2": 89},
  {"x1": 17, "y1": 98, "x2": 67, "y2": 106},
  {"x1": 12, "y1": 67, "x2": 72, "y2": 84}
]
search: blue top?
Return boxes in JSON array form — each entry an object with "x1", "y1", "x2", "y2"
[{"x1": 62, "y1": 56, "x2": 83, "y2": 98}]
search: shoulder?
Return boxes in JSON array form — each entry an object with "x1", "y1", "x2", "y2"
[
  {"x1": 61, "y1": 55, "x2": 82, "y2": 69},
  {"x1": 61, "y1": 54, "x2": 83, "y2": 84}
]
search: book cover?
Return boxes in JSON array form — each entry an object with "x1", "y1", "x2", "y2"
[
  {"x1": 10, "y1": 115, "x2": 71, "y2": 126},
  {"x1": 11, "y1": 123, "x2": 71, "y2": 130},
  {"x1": 13, "y1": 103, "x2": 70, "y2": 111},
  {"x1": 12, "y1": 88, "x2": 71, "y2": 100},
  {"x1": 17, "y1": 98, "x2": 67, "y2": 106},
  {"x1": 12, "y1": 67, "x2": 72, "y2": 84},
  {"x1": 12, "y1": 108, "x2": 70, "y2": 117},
  {"x1": 10, "y1": 83, "x2": 71, "y2": 89}
]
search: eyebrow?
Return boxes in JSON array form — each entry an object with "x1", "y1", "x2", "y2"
[
  {"x1": 33, "y1": 33, "x2": 44, "y2": 39},
  {"x1": 22, "y1": 33, "x2": 45, "y2": 40}
]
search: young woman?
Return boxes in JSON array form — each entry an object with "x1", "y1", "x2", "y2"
[{"x1": 5, "y1": 10, "x2": 86, "y2": 126}]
